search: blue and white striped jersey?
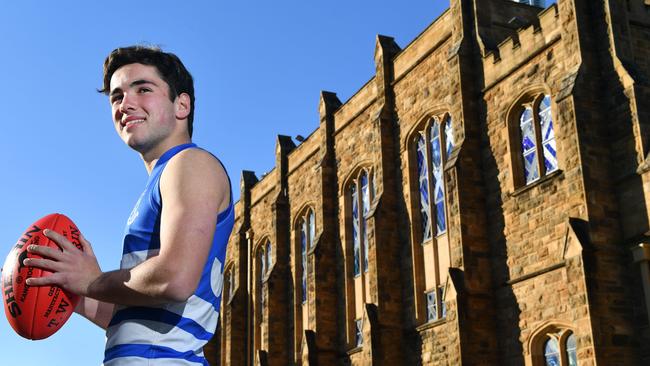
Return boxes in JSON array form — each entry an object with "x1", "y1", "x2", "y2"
[{"x1": 104, "y1": 143, "x2": 234, "y2": 366}]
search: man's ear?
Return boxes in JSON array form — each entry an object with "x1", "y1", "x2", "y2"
[{"x1": 175, "y1": 93, "x2": 191, "y2": 120}]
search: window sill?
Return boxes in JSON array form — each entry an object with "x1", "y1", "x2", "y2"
[
  {"x1": 420, "y1": 232, "x2": 447, "y2": 246},
  {"x1": 416, "y1": 317, "x2": 447, "y2": 332},
  {"x1": 347, "y1": 346, "x2": 363, "y2": 355},
  {"x1": 510, "y1": 169, "x2": 563, "y2": 197}
]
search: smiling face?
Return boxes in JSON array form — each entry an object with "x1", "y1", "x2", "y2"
[{"x1": 109, "y1": 63, "x2": 190, "y2": 160}]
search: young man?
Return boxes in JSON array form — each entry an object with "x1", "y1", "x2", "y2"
[{"x1": 24, "y1": 46, "x2": 234, "y2": 365}]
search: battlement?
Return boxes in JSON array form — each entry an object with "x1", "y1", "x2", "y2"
[{"x1": 483, "y1": 3, "x2": 560, "y2": 87}]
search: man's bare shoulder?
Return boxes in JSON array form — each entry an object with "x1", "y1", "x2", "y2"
[{"x1": 161, "y1": 147, "x2": 230, "y2": 211}]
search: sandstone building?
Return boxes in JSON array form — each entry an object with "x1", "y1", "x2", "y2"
[{"x1": 207, "y1": 0, "x2": 650, "y2": 364}]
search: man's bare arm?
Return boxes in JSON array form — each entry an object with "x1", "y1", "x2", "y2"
[
  {"x1": 25, "y1": 149, "x2": 229, "y2": 306},
  {"x1": 75, "y1": 297, "x2": 115, "y2": 330}
]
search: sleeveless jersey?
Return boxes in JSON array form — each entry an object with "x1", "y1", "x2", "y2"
[{"x1": 103, "y1": 143, "x2": 234, "y2": 366}]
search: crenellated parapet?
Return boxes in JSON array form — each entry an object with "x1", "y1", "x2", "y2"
[{"x1": 483, "y1": 2, "x2": 561, "y2": 88}]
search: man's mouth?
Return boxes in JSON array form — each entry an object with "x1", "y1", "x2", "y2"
[{"x1": 122, "y1": 118, "x2": 145, "y2": 129}]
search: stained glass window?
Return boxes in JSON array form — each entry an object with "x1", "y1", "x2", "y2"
[
  {"x1": 444, "y1": 116, "x2": 454, "y2": 157},
  {"x1": 426, "y1": 290, "x2": 437, "y2": 322},
  {"x1": 259, "y1": 247, "x2": 266, "y2": 280},
  {"x1": 361, "y1": 172, "x2": 370, "y2": 273},
  {"x1": 258, "y1": 247, "x2": 265, "y2": 320},
  {"x1": 266, "y1": 241, "x2": 272, "y2": 273},
  {"x1": 224, "y1": 268, "x2": 231, "y2": 302},
  {"x1": 519, "y1": 95, "x2": 558, "y2": 185},
  {"x1": 308, "y1": 210, "x2": 315, "y2": 249},
  {"x1": 355, "y1": 318, "x2": 363, "y2": 346},
  {"x1": 438, "y1": 286, "x2": 446, "y2": 318},
  {"x1": 352, "y1": 184, "x2": 360, "y2": 277},
  {"x1": 417, "y1": 134, "x2": 432, "y2": 241},
  {"x1": 227, "y1": 268, "x2": 235, "y2": 302},
  {"x1": 544, "y1": 338, "x2": 560, "y2": 366},
  {"x1": 520, "y1": 107, "x2": 539, "y2": 184},
  {"x1": 301, "y1": 218, "x2": 308, "y2": 303},
  {"x1": 415, "y1": 116, "x2": 453, "y2": 326},
  {"x1": 431, "y1": 122, "x2": 446, "y2": 234},
  {"x1": 539, "y1": 95, "x2": 558, "y2": 174},
  {"x1": 566, "y1": 333, "x2": 577, "y2": 366}
]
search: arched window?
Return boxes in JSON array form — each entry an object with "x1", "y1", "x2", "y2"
[
  {"x1": 361, "y1": 172, "x2": 370, "y2": 272},
  {"x1": 293, "y1": 208, "x2": 316, "y2": 361},
  {"x1": 530, "y1": 326, "x2": 578, "y2": 366},
  {"x1": 544, "y1": 338, "x2": 559, "y2": 366},
  {"x1": 257, "y1": 240, "x2": 272, "y2": 318},
  {"x1": 415, "y1": 115, "x2": 454, "y2": 241},
  {"x1": 350, "y1": 170, "x2": 373, "y2": 276},
  {"x1": 299, "y1": 209, "x2": 315, "y2": 303},
  {"x1": 254, "y1": 239, "x2": 272, "y2": 356},
  {"x1": 565, "y1": 333, "x2": 577, "y2": 366},
  {"x1": 411, "y1": 114, "x2": 453, "y2": 324},
  {"x1": 265, "y1": 241, "x2": 272, "y2": 273},
  {"x1": 346, "y1": 168, "x2": 374, "y2": 347},
  {"x1": 517, "y1": 94, "x2": 558, "y2": 185}
]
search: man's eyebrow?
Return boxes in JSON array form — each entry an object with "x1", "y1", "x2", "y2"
[
  {"x1": 110, "y1": 79, "x2": 159, "y2": 97},
  {"x1": 109, "y1": 87, "x2": 122, "y2": 97},
  {"x1": 130, "y1": 79, "x2": 158, "y2": 88}
]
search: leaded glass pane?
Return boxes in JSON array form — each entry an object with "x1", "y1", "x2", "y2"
[
  {"x1": 355, "y1": 318, "x2": 363, "y2": 346},
  {"x1": 444, "y1": 116, "x2": 454, "y2": 157},
  {"x1": 224, "y1": 269, "x2": 231, "y2": 302},
  {"x1": 431, "y1": 122, "x2": 442, "y2": 167},
  {"x1": 259, "y1": 249, "x2": 266, "y2": 279},
  {"x1": 228, "y1": 269, "x2": 235, "y2": 301},
  {"x1": 258, "y1": 249, "x2": 265, "y2": 318},
  {"x1": 417, "y1": 135, "x2": 432, "y2": 241},
  {"x1": 308, "y1": 210, "x2": 315, "y2": 248},
  {"x1": 361, "y1": 173, "x2": 369, "y2": 273},
  {"x1": 266, "y1": 241, "x2": 272, "y2": 273},
  {"x1": 361, "y1": 173, "x2": 370, "y2": 215},
  {"x1": 520, "y1": 108, "x2": 536, "y2": 153},
  {"x1": 434, "y1": 170, "x2": 444, "y2": 202},
  {"x1": 566, "y1": 333, "x2": 577, "y2": 366},
  {"x1": 544, "y1": 338, "x2": 560, "y2": 366},
  {"x1": 370, "y1": 172, "x2": 376, "y2": 200},
  {"x1": 431, "y1": 125, "x2": 446, "y2": 235},
  {"x1": 426, "y1": 291, "x2": 437, "y2": 321},
  {"x1": 435, "y1": 200, "x2": 446, "y2": 234},
  {"x1": 543, "y1": 141, "x2": 557, "y2": 173},
  {"x1": 301, "y1": 220, "x2": 307, "y2": 303},
  {"x1": 351, "y1": 184, "x2": 360, "y2": 276},
  {"x1": 524, "y1": 150, "x2": 540, "y2": 183},
  {"x1": 539, "y1": 95, "x2": 558, "y2": 173},
  {"x1": 438, "y1": 286, "x2": 446, "y2": 318}
]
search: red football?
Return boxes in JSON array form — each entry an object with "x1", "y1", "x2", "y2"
[{"x1": 2, "y1": 213, "x2": 82, "y2": 340}]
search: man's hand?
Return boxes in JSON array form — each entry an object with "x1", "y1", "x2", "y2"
[{"x1": 24, "y1": 229, "x2": 102, "y2": 297}]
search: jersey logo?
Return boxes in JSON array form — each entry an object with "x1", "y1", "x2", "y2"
[{"x1": 127, "y1": 192, "x2": 144, "y2": 226}]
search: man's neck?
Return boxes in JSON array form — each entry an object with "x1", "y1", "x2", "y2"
[{"x1": 141, "y1": 136, "x2": 192, "y2": 174}]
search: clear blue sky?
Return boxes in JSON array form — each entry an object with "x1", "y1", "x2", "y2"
[{"x1": 0, "y1": 1, "x2": 548, "y2": 364}]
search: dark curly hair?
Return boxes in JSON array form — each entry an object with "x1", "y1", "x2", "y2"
[{"x1": 99, "y1": 45, "x2": 195, "y2": 137}]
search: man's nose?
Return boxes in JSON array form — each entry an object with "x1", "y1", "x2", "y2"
[{"x1": 119, "y1": 93, "x2": 136, "y2": 113}]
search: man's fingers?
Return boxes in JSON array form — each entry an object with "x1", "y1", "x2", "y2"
[
  {"x1": 43, "y1": 229, "x2": 77, "y2": 251},
  {"x1": 27, "y1": 244, "x2": 64, "y2": 260},
  {"x1": 25, "y1": 272, "x2": 60, "y2": 287},
  {"x1": 79, "y1": 234, "x2": 95, "y2": 256},
  {"x1": 23, "y1": 257, "x2": 61, "y2": 272}
]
